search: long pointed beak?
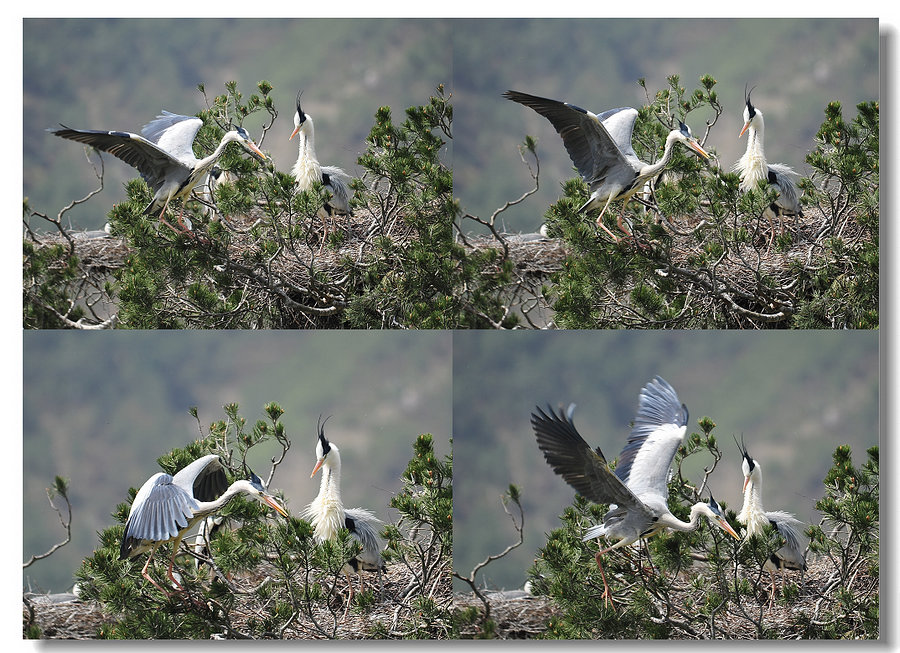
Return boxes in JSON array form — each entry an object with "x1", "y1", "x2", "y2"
[
  {"x1": 310, "y1": 458, "x2": 325, "y2": 478},
  {"x1": 245, "y1": 141, "x2": 267, "y2": 160},
  {"x1": 689, "y1": 140, "x2": 710, "y2": 159},
  {"x1": 739, "y1": 121, "x2": 750, "y2": 138},
  {"x1": 742, "y1": 476, "x2": 750, "y2": 493},
  {"x1": 289, "y1": 125, "x2": 300, "y2": 141},
  {"x1": 718, "y1": 518, "x2": 741, "y2": 540},
  {"x1": 262, "y1": 494, "x2": 289, "y2": 517}
]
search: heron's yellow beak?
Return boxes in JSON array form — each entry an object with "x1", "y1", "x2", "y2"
[
  {"x1": 289, "y1": 125, "x2": 301, "y2": 141},
  {"x1": 690, "y1": 140, "x2": 710, "y2": 160},
  {"x1": 263, "y1": 494, "x2": 289, "y2": 517},
  {"x1": 742, "y1": 475, "x2": 750, "y2": 493},
  {"x1": 719, "y1": 518, "x2": 741, "y2": 540},
  {"x1": 310, "y1": 458, "x2": 325, "y2": 478},
  {"x1": 246, "y1": 141, "x2": 267, "y2": 160},
  {"x1": 739, "y1": 121, "x2": 751, "y2": 138}
]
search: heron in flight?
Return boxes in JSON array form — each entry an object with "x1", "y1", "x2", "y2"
[
  {"x1": 532, "y1": 376, "x2": 740, "y2": 609},
  {"x1": 301, "y1": 415, "x2": 385, "y2": 612},
  {"x1": 119, "y1": 454, "x2": 288, "y2": 596},
  {"x1": 732, "y1": 87, "x2": 803, "y2": 247},
  {"x1": 504, "y1": 90, "x2": 710, "y2": 243},
  {"x1": 290, "y1": 91, "x2": 353, "y2": 250},
  {"x1": 49, "y1": 111, "x2": 267, "y2": 235},
  {"x1": 735, "y1": 435, "x2": 808, "y2": 607}
]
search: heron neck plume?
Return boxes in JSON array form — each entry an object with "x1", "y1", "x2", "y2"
[
  {"x1": 291, "y1": 118, "x2": 322, "y2": 190},
  {"x1": 738, "y1": 470, "x2": 769, "y2": 537},
  {"x1": 309, "y1": 448, "x2": 345, "y2": 543},
  {"x1": 737, "y1": 115, "x2": 768, "y2": 191}
]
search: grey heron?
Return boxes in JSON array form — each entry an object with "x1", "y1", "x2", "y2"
[
  {"x1": 504, "y1": 90, "x2": 710, "y2": 243},
  {"x1": 290, "y1": 91, "x2": 353, "y2": 249},
  {"x1": 531, "y1": 376, "x2": 740, "y2": 609},
  {"x1": 119, "y1": 454, "x2": 288, "y2": 596},
  {"x1": 301, "y1": 415, "x2": 385, "y2": 610},
  {"x1": 732, "y1": 87, "x2": 803, "y2": 247},
  {"x1": 49, "y1": 111, "x2": 267, "y2": 235},
  {"x1": 735, "y1": 436, "x2": 808, "y2": 607}
]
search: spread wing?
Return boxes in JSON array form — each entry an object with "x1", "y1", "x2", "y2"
[
  {"x1": 120, "y1": 472, "x2": 197, "y2": 557},
  {"x1": 504, "y1": 90, "x2": 637, "y2": 185},
  {"x1": 531, "y1": 403, "x2": 642, "y2": 511},
  {"x1": 614, "y1": 376, "x2": 689, "y2": 503}
]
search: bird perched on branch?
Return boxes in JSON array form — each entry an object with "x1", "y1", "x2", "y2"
[
  {"x1": 732, "y1": 87, "x2": 803, "y2": 247},
  {"x1": 301, "y1": 416, "x2": 385, "y2": 611},
  {"x1": 290, "y1": 91, "x2": 353, "y2": 250},
  {"x1": 49, "y1": 111, "x2": 266, "y2": 235},
  {"x1": 504, "y1": 90, "x2": 709, "y2": 243},
  {"x1": 531, "y1": 376, "x2": 740, "y2": 609},
  {"x1": 119, "y1": 454, "x2": 288, "y2": 596},
  {"x1": 735, "y1": 435, "x2": 808, "y2": 607}
]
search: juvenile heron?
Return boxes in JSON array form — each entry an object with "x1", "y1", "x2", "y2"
[
  {"x1": 119, "y1": 454, "x2": 288, "y2": 596},
  {"x1": 290, "y1": 91, "x2": 353, "y2": 249},
  {"x1": 735, "y1": 435, "x2": 808, "y2": 607},
  {"x1": 49, "y1": 111, "x2": 266, "y2": 234},
  {"x1": 532, "y1": 376, "x2": 740, "y2": 609},
  {"x1": 301, "y1": 415, "x2": 385, "y2": 610},
  {"x1": 504, "y1": 90, "x2": 709, "y2": 243},
  {"x1": 732, "y1": 87, "x2": 803, "y2": 247}
]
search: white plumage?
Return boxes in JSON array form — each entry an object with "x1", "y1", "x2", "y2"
[
  {"x1": 735, "y1": 436, "x2": 808, "y2": 607},
  {"x1": 732, "y1": 89, "x2": 803, "y2": 247},
  {"x1": 301, "y1": 416, "x2": 385, "y2": 608}
]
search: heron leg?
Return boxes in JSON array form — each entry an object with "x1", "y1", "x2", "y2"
[
  {"x1": 594, "y1": 196, "x2": 621, "y2": 243},
  {"x1": 593, "y1": 552, "x2": 617, "y2": 611},
  {"x1": 141, "y1": 547, "x2": 173, "y2": 598}
]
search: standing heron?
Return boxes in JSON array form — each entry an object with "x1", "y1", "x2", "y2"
[
  {"x1": 735, "y1": 436, "x2": 808, "y2": 607},
  {"x1": 290, "y1": 91, "x2": 353, "y2": 250},
  {"x1": 301, "y1": 415, "x2": 385, "y2": 610},
  {"x1": 732, "y1": 87, "x2": 803, "y2": 247},
  {"x1": 49, "y1": 111, "x2": 267, "y2": 235},
  {"x1": 531, "y1": 376, "x2": 740, "y2": 609},
  {"x1": 504, "y1": 90, "x2": 710, "y2": 243},
  {"x1": 119, "y1": 454, "x2": 288, "y2": 596}
]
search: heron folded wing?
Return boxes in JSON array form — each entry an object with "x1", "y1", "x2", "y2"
[{"x1": 766, "y1": 510, "x2": 808, "y2": 552}]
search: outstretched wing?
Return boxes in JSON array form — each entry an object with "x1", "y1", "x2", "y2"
[
  {"x1": 120, "y1": 472, "x2": 197, "y2": 558},
  {"x1": 504, "y1": 90, "x2": 636, "y2": 185},
  {"x1": 531, "y1": 403, "x2": 642, "y2": 511},
  {"x1": 614, "y1": 376, "x2": 689, "y2": 503}
]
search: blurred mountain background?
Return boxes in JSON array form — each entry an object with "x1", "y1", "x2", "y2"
[
  {"x1": 23, "y1": 18, "x2": 452, "y2": 231},
  {"x1": 23, "y1": 331, "x2": 452, "y2": 592},
  {"x1": 453, "y1": 18, "x2": 879, "y2": 234},
  {"x1": 452, "y1": 331, "x2": 879, "y2": 591}
]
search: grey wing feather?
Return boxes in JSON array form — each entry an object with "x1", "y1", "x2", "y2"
[
  {"x1": 321, "y1": 165, "x2": 352, "y2": 214},
  {"x1": 171, "y1": 454, "x2": 228, "y2": 502},
  {"x1": 766, "y1": 510, "x2": 807, "y2": 552},
  {"x1": 125, "y1": 474, "x2": 197, "y2": 543},
  {"x1": 504, "y1": 91, "x2": 632, "y2": 185},
  {"x1": 49, "y1": 125, "x2": 185, "y2": 191},
  {"x1": 595, "y1": 107, "x2": 639, "y2": 160},
  {"x1": 614, "y1": 376, "x2": 688, "y2": 500},
  {"x1": 531, "y1": 404, "x2": 642, "y2": 510},
  {"x1": 345, "y1": 507, "x2": 383, "y2": 562}
]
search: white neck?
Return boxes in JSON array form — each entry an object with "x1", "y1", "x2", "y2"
[
  {"x1": 309, "y1": 448, "x2": 345, "y2": 542},
  {"x1": 194, "y1": 479, "x2": 251, "y2": 515},
  {"x1": 659, "y1": 501, "x2": 708, "y2": 532},
  {"x1": 737, "y1": 115, "x2": 768, "y2": 190},
  {"x1": 738, "y1": 472, "x2": 769, "y2": 537},
  {"x1": 291, "y1": 118, "x2": 322, "y2": 188},
  {"x1": 639, "y1": 130, "x2": 681, "y2": 182}
]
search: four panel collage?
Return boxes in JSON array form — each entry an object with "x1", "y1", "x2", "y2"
[{"x1": 22, "y1": 18, "x2": 880, "y2": 640}]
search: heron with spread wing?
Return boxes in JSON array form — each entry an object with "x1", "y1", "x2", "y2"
[
  {"x1": 504, "y1": 90, "x2": 709, "y2": 243},
  {"x1": 49, "y1": 111, "x2": 266, "y2": 234},
  {"x1": 531, "y1": 376, "x2": 739, "y2": 608}
]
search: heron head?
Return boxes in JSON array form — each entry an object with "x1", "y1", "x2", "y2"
[
  {"x1": 734, "y1": 433, "x2": 758, "y2": 491},
  {"x1": 290, "y1": 89, "x2": 309, "y2": 141},
  {"x1": 675, "y1": 121, "x2": 710, "y2": 160},
  {"x1": 245, "y1": 471, "x2": 289, "y2": 517},
  {"x1": 740, "y1": 84, "x2": 758, "y2": 137},
  {"x1": 229, "y1": 126, "x2": 267, "y2": 161},
  {"x1": 310, "y1": 414, "x2": 334, "y2": 477},
  {"x1": 705, "y1": 495, "x2": 741, "y2": 540}
]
